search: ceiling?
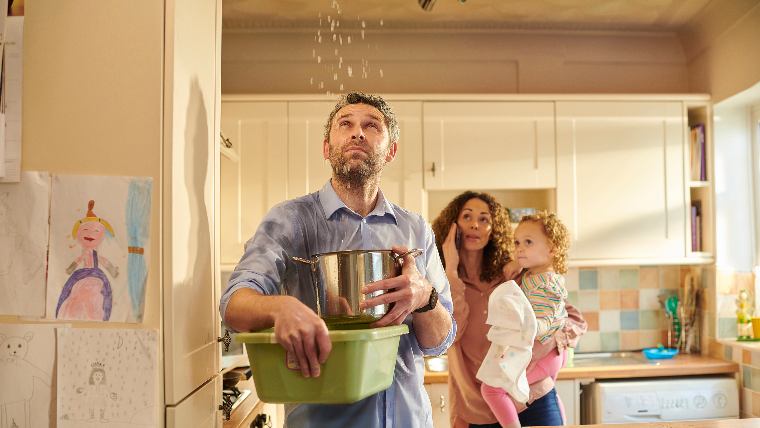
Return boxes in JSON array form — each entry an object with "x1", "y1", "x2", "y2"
[{"x1": 223, "y1": 0, "x2": 713, "y2": 32}]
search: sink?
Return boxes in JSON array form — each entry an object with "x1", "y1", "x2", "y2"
[
  {"x1": 570, "y1": 351, "x2": 649, "y2": 367},
  {"x1": 425, "y1": 355, "x2": 448, "y2": 372}
]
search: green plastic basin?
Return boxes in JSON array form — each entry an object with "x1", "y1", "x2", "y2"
[{"x1": 234, "y1": 323, "x2": 408, "y2": 403}]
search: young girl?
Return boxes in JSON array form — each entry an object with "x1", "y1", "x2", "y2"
[{"x1": 478, "y1": 211, "x2": 570, "y2": 428}]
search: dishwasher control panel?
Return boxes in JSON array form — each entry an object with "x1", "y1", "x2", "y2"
[{"x1": 585, "y1": 376, "x2": 738, "y2": 424}]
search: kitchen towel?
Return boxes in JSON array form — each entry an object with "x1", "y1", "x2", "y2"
[{"x1": 476, "y1": 280, "x2": 537, "y2": 403}]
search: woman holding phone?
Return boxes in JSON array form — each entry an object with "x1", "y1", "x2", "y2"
[{"x1": 431, "y1": 191, "x2": 587, "y2": 428}]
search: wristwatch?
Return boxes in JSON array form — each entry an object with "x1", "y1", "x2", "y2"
[{"x1": 414, "y1": 287, "x2": 438, "y2": 313}]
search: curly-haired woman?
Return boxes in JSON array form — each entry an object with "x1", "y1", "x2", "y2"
[{"x1": 431, "y1": 193, "x2": 586, "y2": 428}]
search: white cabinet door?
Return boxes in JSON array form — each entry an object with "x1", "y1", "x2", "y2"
[
  {"x1": 220, "y1": 101, "x2": 289, "y2": 265},
  {"x1": 164, "y1": 0, "x2": 221, "y2": 407},
  {"x1": 555, "y1": 379, "x2": 581, "y2": 425},
  {"x1": 166, "y1": 376, "x2": 222, "y2": 428},
  {"x1": 423, "y1": 102, "x2": 556, "y2": 190},
  {"x1": 288, "y1": 101, "x2": 425, "y2": 213},
  {"x1": 556, "y1": 101, "x2": 686, "y2": 261},
  {"x1": 425, "y1": 383, "x2": 451, "y2": 428}
]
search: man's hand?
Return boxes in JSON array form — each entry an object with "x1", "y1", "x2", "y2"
[
  {"x1": 272, "y1": 296, "x2": 332, "y2": 378},
  {"x1": 360, "y1": 245, "x2": 430, "y2": 327}
]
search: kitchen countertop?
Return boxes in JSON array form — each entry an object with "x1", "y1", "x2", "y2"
[
  {"x1": 536, "y1": 418, "x2": 760, "y2": 428},
  {"x1": 424, "y1": 354, "x2": 738, "y2": 384}
]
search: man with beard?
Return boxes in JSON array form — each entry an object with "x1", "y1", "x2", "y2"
[{"x1": 221, "y1": 92, "x2": 455, "y2": 427}]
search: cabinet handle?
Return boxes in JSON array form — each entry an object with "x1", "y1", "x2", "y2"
[
  {"x1": 429, "y1": 162, "x2": 436, "y2": 177},
  {"x1": 439, "y1": 394, "x2": 446, "y2": 412},
  {"x1": 218, "y1": 330, "x2": 231, "y2": 352}
]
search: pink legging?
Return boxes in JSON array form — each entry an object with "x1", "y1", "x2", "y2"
[{"x1": 481, "y1": 349, "x2": 567, "y2": 426}]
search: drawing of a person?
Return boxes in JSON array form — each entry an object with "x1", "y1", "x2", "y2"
[
  {"x1": 56, "y1": 200, "x2": 119, "y2": 321},
  {"x1": 76, "y1": 362, "x2": 117, "y2": 422}
]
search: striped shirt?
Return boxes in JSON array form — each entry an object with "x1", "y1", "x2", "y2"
[{"x1": 520, "y1": 272, "x2": 568, "y2": 343}]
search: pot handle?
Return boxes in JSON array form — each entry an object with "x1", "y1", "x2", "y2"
[
  {"x1": 392, "y1": 248, "x2": 424, "y2": 265},
  {"x1": 292, "y1": 256, "x2": 317, "y2": 268}
]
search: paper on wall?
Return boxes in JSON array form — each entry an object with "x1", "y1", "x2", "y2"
[
  {"x1": 0, "y1": 323, "x2": 56, "y2": 428},
  {"x1": 46, "y1": 174, "x2": 153, "y2": 323},
  {"x1": 0, "y1": 170, "x2": 50, "y2": 317},
  {"x1": 0, "y1": 16, "x2": 23, "y2": 183},
  {"x1": 57, "y1": 328, "x2": 158, "y2": 427}
]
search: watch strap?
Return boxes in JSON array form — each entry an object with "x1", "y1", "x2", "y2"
[{"x1": 414, "y1": 287, "x2": 438, "y2": 313}]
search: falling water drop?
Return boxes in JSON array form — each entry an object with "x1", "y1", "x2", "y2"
[
  {"x1": 379, "y1": 69, "x2": 384, "y2": 78},
  {"x1": 347, "y1": 66, "x2": 353, "y2": 77},
  {"x1": 318, "y1": 35, "x2": 322, "y2": 43},
  {"x1": 361, "y1": 29, "x2": 365, "y2": 39},
  {"x1": 361, "y1": 20, "x2": 366, "y2": 28},
  {"x1": 340, "y1": 84, "x2": 344, "y2": 91},
  {"x1": 328, "y1": 15, "x2": 331, "y2": 23},
  {"x1": 312, "y1": 49, "x2": 316, "y2": 58},
  {"x1": 347, "y1": 35, "x2": 352, "y2": 44},
  {"x1": 339, "y1": 35, "x2": 343, "y2": 45},
  {"x1": 380, "y1": 19, "x2": 384, "y2": 26},
  {"x1": 334, "y1": 48, "x2": 338, "y2": 55},
  {"x1": 310, "y1": 77, "x2": 314, "y2": 85},
  {"x1": 332, "y1": 34, "x2": 337, "y2": 41},
  {"x1": 317, "y1": 56, "x2": 322, "y2": 63},
  {"x1": 331, "y1": 20, "x2": 335, "y2": 32},
  {"x1": 333, "y1": 73, "x2": 338, "y2": 80},
  {"x1": 319, "y1": 81, "x2": 324, "y2": 89}
]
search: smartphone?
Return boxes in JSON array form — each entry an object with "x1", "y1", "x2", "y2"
[{"x1": 454, "y1": 224, "x2": 462, "y2": 249}]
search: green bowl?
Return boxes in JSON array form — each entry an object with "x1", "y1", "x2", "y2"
[{"x1": 235, "y1": 324, "x2": 408, "y2": 403}]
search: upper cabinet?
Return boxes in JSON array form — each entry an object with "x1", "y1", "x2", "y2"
[
  {"x1": 423, "y1": 102, "x2": 556, "y2": 190},
  {"x1": 556, "y1": 101, "x2": 687, "y2": 262}
]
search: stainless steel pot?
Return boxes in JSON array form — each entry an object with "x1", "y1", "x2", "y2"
[{"x1": 293, "y1": 249, "x2": 423, "y2": 323}]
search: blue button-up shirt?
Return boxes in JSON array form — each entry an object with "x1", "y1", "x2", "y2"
[{"x1": 220, "y1": 181, "x2": 456, "y2": 428}]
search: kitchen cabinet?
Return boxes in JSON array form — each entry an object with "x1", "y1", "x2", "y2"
[
  {"x1": 423, "y1": 102, "x2": 556, "y2": 190},
  {"x1": 425, "y1": 382, "x2": 451, "y2": 428},
  {"x1": 556, "y1": 378, "x2": 583, "y2": 425},
  {"x1": 220, "y1": 101, "x2": 289, "y2": 266},
  {"x1": 556, "y1": 101, "x2": 687, "y2": 262}
]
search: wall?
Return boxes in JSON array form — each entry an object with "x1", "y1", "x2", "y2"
[
  {"x1": 222, "y1": 30, "x2": 689, "y2": 94},
  {"x1": 681, "y1": 1, "x2": 760, "y2": 102},
  {"x1": 3, "y1": 1, "x2": 163, "y2": 328}
]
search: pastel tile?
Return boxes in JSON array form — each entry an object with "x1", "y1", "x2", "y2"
[
  {"x1": 600, "y1": 332, "x2": 620, "y2": 351},
  {"x1": 745, "y1": 368, "x2": 753, "y2": 389},
  {"x1": 600, "y1": 310, "x2": 621, "y2": 332},
  {"x1": 577, "y1": 331, "x2": 600, "y2": 353},
  {"x1": 639, "y1": 267, "x2": 659, "y2": 288},
  {"x1": 718, "y1": 317, "x2": 738, "y2": 338},
  {"x1": 716, "y1": 269, "x2": 736, "y2": 294},
  {"x1": 659, "y1": 266, "x2": 680, "y2": 289},
  {"x1": 585, "y1": 311, "x2": 599, "y2": 331},
  {"x1": 567, "y1": 290, "x2": 579, "y2": 306},
  {"x1": 717, "y1": 294, "x2": 737, "y2": 317},
  {"x1": 750, "y1": 367, "x2": 760, "y2": 393},
  {"x1": 751, "y1": 390, "x2": 760, "y2": 417},
  {"x1": 639, "y1": 329, "x2": 662, "y2": 348},
  {"x1": 744, "y1": 350, "x2": 752, "y2": 365},
  {"x1": 639, "y1": 289, "x2": 661, "y2": 310},
  {"x1": 725, "y1": 345, "x2": 733, "y2": 361},
  {"x1": 640, "y1": 310, "x2": 660, "y2": 329},
  {"x1": 598, "y1": 268, "x2": 620, "y2": 290},
  {"x1": 577, "y1": 291, "x2": 600, "y2": 312},
  {"x1": 599, "y1": 290, "x2": 621, "y2": 310},
  {"x1": 579, "y1": 270, "x2": 598, "y2": 290},
  {"x1": 619, "y1": 268, "x2": 639, "y2": 289},
  {"x1": 752, "y1": 350, "x2": 760, "y2": 367},
  {"x1": 620, "y1": 289, "x2": 639, "y2": 309},
  {"x1": 734, "y1": 345, "x2": 744, "y2": 364},
  {"x1": 744, "y1": 388, "x2": 754, "y2": 417},
  {"x1": 620, "y1": 331, "x2": 639, "y2": 350},
  {"x1": 565, "y1": 268, "x2": 580, "y2": 291},
  {"x1": 620, "y1": 311, "x2": 640, "y2": 330}
]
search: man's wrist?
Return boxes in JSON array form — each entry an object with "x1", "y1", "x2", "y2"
[{"x1": 414, "y1": 286, "x2": 438, "y2": 313}]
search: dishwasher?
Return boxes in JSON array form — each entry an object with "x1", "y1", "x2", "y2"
[{"x1": 582, "y1": 376, "x2": 739, "y2": 424}]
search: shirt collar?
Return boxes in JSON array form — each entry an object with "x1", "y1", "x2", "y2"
[{"x1": 318, "y1": 179, "x2": 397, "y2": 223}]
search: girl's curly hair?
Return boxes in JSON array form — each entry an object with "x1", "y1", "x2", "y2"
[
  {"x1": 519, "y1": 211, "x2": 570, "y2": 274},
  {"x1": 431, "y1": 191, "x2": 513, "y2": 282}
]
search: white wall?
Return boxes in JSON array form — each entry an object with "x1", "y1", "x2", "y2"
[{"x1": 713, "y1": 102, "x2": 756, "y2": 271}]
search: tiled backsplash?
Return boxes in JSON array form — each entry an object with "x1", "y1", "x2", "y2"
[{"x1": 567, "y1": 266, "x2": 683, "y2": 353}]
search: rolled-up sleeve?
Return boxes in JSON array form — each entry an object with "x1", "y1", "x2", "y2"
[
  {"x1": 418, "y1": 222, "x2": 456, "y2": 356},
  {"x1": 218, "y1": 205, "x2": 293, "y2": 321}
]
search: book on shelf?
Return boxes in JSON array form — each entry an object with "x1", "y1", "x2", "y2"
[
  {"x1": 689, "y1": 123, "x2": 706, "y2": 181},
  {"x1": 691, "y1": 201, "x2": 702, "y2": 252}
]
